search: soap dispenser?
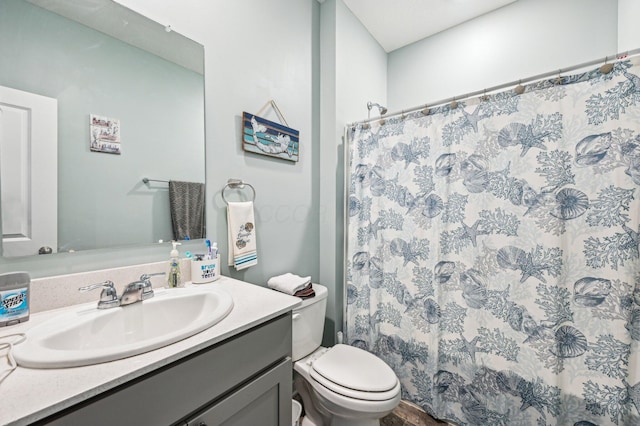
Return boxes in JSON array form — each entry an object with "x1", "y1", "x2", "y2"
[{"x1": 168, "y1": 241, "x2": 183, "y2": 288}]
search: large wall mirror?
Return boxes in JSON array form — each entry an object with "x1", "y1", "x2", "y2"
[{"x1": 0, "y1": 0, "x2": 205, "y2": 265}]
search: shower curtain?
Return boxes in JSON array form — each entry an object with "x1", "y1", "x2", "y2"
[{"x1": 346, "y1": 56, "x2": 640, "y2": 426}]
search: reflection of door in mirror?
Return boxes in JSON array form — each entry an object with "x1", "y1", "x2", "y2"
[{"x1": 0, "y1": 85, "x2": 57, "y2": 257}]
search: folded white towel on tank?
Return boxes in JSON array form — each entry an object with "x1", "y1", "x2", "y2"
[{"x1": 267, "y1": 273, "x2": 311, "y2": 295}]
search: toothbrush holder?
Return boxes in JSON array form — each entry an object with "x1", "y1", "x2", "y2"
[{"x1": 191, "y1": 255, "x2": 221, "y2": 284}]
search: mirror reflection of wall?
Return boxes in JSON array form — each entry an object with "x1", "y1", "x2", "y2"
[{"x1": 0, "y1": 0, "x2": 205, "y2": 257}]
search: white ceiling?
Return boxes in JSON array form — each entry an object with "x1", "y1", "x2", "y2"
[{"x1": 343, "y1": 0, "x2": 518, "y2": 52}]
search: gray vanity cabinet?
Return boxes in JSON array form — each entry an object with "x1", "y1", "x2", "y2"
[
  {"x1": 183, "y1": 358, "x2": 291, "y2": 425},
  {"x1": 39, "y1": 313, "x2": 293, "y2": 426}
]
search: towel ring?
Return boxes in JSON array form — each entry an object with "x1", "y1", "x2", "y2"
[{"x1": 222, "y1": 178, "x2": 256, "y2": 205}]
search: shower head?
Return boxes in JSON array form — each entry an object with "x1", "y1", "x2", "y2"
[{"x1": 367, "y1": 101, "x2": 387, "y2": 118}]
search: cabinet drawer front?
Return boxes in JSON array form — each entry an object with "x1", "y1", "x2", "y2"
[{"x1": 185, "y1": 358, "x2": 292, "y2": 426}]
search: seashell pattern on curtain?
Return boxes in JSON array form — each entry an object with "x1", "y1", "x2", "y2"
[{"x1": 345, "y1": 56, "x2": 640, "y2": 425}]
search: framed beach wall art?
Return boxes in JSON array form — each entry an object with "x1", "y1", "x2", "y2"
[
  {"x1": 90, "y1": 114, "x2": 121, "y2": 154},
  {"x1": 242, "y1": 111, "x2": 299, "y2": 162}
]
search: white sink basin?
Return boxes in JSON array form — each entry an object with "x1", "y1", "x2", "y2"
[{"x1": 14, "y1": 286, "x2": 233, "y2": 369}]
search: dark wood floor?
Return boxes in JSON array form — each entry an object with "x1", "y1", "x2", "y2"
[
  {"x1": 295, "y1": 395, "x2": 450, "y2": 426},
  {"x1": 380, "y1": 401, "x2": 451, "y2": 426},
  {"x1": 380, "y1": 412, "x2": 447, "y2": 426}
]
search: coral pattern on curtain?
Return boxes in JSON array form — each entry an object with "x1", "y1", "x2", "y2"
[{"x1": 346, "y1": 57, "x2": 640, "y2": 426}]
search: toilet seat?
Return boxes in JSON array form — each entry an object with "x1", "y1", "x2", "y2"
[{"x1": 309, "y1": 344, "x2": 400, "y2": 401}]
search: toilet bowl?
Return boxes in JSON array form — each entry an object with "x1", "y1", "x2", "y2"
[{"x1": 291, "y1": 284, "x2": 401, "y2": 426}]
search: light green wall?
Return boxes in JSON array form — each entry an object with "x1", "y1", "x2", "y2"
[
  {"x1": 388, "y1": 0, "x2": 619, "y2": 110},
  {"x1": 618, "y1": 0, "x2": 640, "y2": 52}
]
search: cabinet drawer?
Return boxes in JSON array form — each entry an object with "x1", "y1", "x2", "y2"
[{"x1": 40, "y1": 313, "x2": 292, "y2": 426}]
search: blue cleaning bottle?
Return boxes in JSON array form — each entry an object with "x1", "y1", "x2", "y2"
[{"x1": 168, "y1": 241, "x2": 183, "y2": 288}]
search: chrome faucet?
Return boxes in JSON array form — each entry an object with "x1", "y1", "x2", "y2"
[
  {"x1": 79, "y1": 280, "x2": 120, "y2": 309},
  {"x1": 120, "y1": 272, "x2": 166, "y2": 306},
  {"x1": 79, "y1": 272, "x2": 166, "y2": 309}
]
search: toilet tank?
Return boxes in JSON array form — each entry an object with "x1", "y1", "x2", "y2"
[{"x1": 292, "y1": 283, "x2": 328, "y2": 361}]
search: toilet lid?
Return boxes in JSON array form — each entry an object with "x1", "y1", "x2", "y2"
[{"x1": 310, "y1": 344, "x2": 398, "y2": 399}]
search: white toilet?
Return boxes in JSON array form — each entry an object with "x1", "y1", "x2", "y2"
[{"x1": 292, "y1": 284, "x2": 401, "y2": 426}]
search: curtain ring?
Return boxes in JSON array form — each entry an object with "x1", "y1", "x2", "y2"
[
  {"x1": 599, "y1": 56, "x2": 614, "y2": 74},
  {"x1": 514, "y1": 80, "x2": 525, "y2": 95},
  {"x1": 555, "y1": 70, "x2": 563, "y2": 85}
]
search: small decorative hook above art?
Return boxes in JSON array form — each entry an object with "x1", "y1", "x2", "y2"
[{"x1": 242, "y1": 100, "x2": 299, "y2": 162}]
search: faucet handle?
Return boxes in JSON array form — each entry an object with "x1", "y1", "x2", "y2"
[
  {"x1": 139, "y1": 272, "x2": 166, "y2": 282},
  {"x1": 79, "y1": 280, "x2": 120, "y2": 309},
  {"x1": 138, "y1": 272, "x2": 165, "y2": 300}
]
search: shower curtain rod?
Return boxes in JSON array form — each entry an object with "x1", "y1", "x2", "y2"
[{"x1": 349, "y1": 47, "x2": 640, "y2": 127}]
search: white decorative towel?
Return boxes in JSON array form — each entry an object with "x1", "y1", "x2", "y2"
[
  {"x1": 267, "y1": 273, "x2": 311, "y2": 295},
  {"x1": 227, "y1": 201, "x2": 258, "y2": 270}
]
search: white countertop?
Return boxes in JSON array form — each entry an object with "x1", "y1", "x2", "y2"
[{"x1": 0, "y1": 276, "x2": 300, "y2": 426}]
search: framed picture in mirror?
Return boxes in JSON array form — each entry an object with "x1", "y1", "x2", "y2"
[{"x1": 90, "y1": 114, "x2": 121, "y2": 155}]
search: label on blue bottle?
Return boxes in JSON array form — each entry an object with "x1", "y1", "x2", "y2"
[{"x1": 0, "y1": 288, "x2": 29, "y2": 320}]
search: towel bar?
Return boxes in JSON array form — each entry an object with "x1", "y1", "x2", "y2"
[
  {"x1": 142, "y1": 177, "x2": 169, "y2": 184},
  {"x1": 222, "y1": 179, "x2": 256, "y2": 204}
]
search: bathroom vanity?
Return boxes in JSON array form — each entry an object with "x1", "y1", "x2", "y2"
[{"x1": 0, "y1": 277, "x2": 300, "y2": 426}]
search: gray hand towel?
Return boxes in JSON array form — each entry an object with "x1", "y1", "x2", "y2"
[{"x1": 169, "y1": 180, "x2": 205, "y2": 240}]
